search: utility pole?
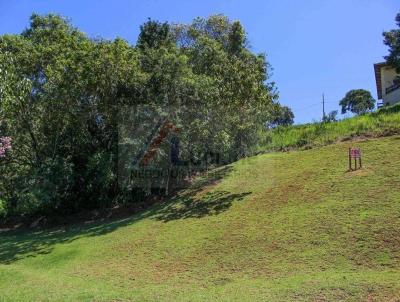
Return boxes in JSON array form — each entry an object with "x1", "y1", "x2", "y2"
[{"x1": 322, "y1": 93, "x2": 326, "y2": 121}]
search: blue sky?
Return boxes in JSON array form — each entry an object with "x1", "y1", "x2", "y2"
[{"x1": 0, "y1": 0, "x2": 398, "y2": 123}]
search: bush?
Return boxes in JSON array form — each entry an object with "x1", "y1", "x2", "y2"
[{"x1": 0, "y1": 199, "x2": 7, "y2": 219}]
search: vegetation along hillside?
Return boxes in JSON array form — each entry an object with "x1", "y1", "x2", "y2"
[
  {"x1": 261, "y1": 103, "x2": 400, "y2": 152},
  {"x1": 1, "y1": 134, "x2": 400, "y2": 301}
]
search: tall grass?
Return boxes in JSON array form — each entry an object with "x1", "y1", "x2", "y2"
[{"x1": 260, "y1": 103, "x2": 400, "y2": 151}]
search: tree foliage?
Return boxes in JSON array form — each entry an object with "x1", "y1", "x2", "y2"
[
  {"x1": 268, "y1": 105, "x2": 294, "y2": 128},
  {"x1": 0, "y1": 14, "x2": 285, "y2": 219},
  {"x1": 323, "y1": 110, "x2": 338, "y2": 123},
  {"x1": 339, "y1": 89, "x2": 375, "y2": 115},
  {"x1": 383, "y1": 12, "x2": 400, "y2": 72},
  {"x1": 137, "y1": 19, "x2": 173, "y2": 50}
]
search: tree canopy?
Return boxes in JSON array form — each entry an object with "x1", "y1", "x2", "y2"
[
  {"x1": 268, "y1": 105, "x2": 294, "y2": 128},
  {"x1": 0, "y1": 14, "x2": 286, "y2": 219},
  {"x1": 323, "y1": 110, "x2": 338, "y2": 123},
  {"x1": 383, "y1": 12, "x2": 400, "y2": 72},
  {"x1": 339, "y1": 89, "x2": 375, "y2": 115}
]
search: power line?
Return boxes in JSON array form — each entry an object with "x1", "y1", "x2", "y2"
[
  {"x1": 290, "y1": 100, "x2": 339, "y2": 112},
  {"x1": 291, "y1": 102, "x2": 321, "y2": 112}
]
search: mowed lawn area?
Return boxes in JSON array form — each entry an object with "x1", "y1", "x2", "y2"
[{"x1": 1, "y1": 136, "x2": 400, "y2": 301}]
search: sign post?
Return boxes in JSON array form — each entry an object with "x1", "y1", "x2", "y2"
[{"x1": 348, "y1": 148, "x2": 362, "y2": 171}]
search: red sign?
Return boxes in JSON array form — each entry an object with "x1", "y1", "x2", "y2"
[
  {"x1": 350, "y1": 148, "x2": 361, "y2": 158},
  {"x1": 348, "y1": 147, "x2": 362, "y2": 171}
]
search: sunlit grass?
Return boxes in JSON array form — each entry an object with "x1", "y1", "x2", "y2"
[{"x1": 1, "y1": 136, "x2": 400, "y2": 301}]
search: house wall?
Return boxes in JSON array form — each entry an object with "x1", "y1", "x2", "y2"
[
  {"x1": 384, "y1": 87, "x2": 400, "y2": 105},
  {"x1": 381, "y1": 66, "x2": 400, "y2": 105}
]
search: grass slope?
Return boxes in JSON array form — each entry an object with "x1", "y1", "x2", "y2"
[
  {"x1": 1, "y1": 136, "x2": 400, "y2": 301},
  {"x1": 261, "y1": 104, "x2": 400, "y2": 151}
]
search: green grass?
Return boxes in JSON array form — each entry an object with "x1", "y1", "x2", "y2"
[
  {"x1": 260, "y1": 104, "x2": 400, "y2": 151},
  {"x1": 1, "y1": 135, "x2": 400, "y2": 301}
]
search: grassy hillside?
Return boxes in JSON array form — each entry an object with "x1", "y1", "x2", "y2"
[
  {"x1": 261, "y1": 104, "x2": 400, "y2": 151},
  {"x1": 1, "y1": 135, "x2": 400, "y2": 301}
]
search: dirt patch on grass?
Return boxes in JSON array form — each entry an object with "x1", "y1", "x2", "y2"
[
  {"x1": 339, "y1": 132, "x2": 400, "y2": 144},
  {"x1": 345, "y1": 168, "x2": 373, "y2": 177}
]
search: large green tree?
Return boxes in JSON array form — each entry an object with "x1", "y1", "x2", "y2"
[
  {"x1": 0, "y1": 14, "x2": 144, "y2": 215},
  {"x1": 383, "y1": 12, "x2": 400, "y2": 72},
  {"x1": 339, "y1": 89, "x2": 375, "y2": 115},
  {"x1": 171, "y1": 15, "x2": 278, "y2": 159}
]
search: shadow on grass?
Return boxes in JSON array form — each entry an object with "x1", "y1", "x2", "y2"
[
  {"x1": 152, "y1": 164, "x2": 251, "y2": 221},
  {"x1": 185, "y1": 165, "x2": 234, "y2": 193},
  {"x1": 0, "y1": 164, "x2": 251, "y2": 264},
  {"x1": 153, "y1": 190, "x2": 250, "y2": 222},
  {"x1": 0, "y1": 212, "x2": 150, "y2": 265}
]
